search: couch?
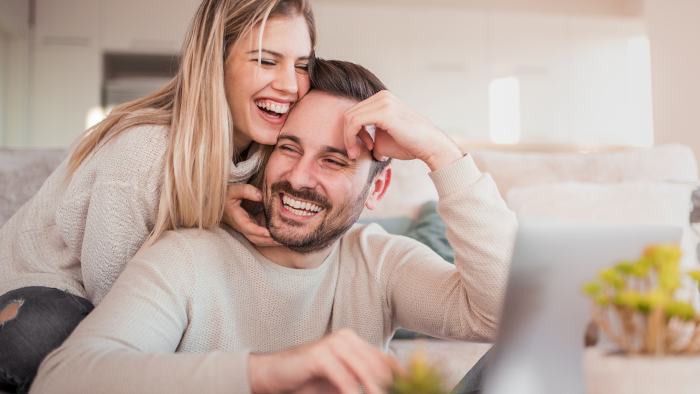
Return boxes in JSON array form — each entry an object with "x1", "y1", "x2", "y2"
[{"x1": 1, "y1": 143, "x2": 698, "y2": 390}]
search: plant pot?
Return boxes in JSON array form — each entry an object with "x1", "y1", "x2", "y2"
[{"x1": 584, "y1": 347, "x2": 700, "y2": 394}]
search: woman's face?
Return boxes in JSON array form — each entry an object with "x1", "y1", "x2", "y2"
[{"x1": 225, "y1": 15, "x2": 312, "y2": 153}]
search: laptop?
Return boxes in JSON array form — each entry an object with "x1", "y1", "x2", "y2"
[{"x1": 482, "y1": 220, "x2": 683, "y2": 394}]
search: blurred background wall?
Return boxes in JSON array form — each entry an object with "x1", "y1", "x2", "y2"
[{"x1": 0, "y1": 0, "x2": 697, "y2": 169}]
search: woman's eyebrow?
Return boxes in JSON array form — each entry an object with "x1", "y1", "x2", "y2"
[
  {"x1": 246, "y1": 49, "x2": 310, "y2": 61},
  {"x1": 247, "y1": 49, "x2": 283, "y2": 57}
]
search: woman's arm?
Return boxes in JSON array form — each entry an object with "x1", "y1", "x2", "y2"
[{"x1": 77, "y1": 180, "x2": 155, "y2": 305}]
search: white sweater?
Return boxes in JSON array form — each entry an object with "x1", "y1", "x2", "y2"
[
  {"x1": 31, "y1": 155, "x2": 518, "y2": 394},
  {"x1": 0, "y1": 124, "x2": 263, "y2": 305}
]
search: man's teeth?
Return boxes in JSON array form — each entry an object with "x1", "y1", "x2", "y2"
[
  {"x1": 256, "y1": 101, "x2": 289, "y2": 114},
  {"x1": 282, "y1": 195, "x2": 322, "y2": 216}
]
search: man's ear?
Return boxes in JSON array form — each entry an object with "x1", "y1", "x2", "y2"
[{"x1": 365, "y1": 165, "x2": 391, "y2": 210}]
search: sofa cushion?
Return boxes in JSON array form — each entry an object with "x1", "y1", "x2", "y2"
[
  {"x1": 471, "y1": 143, "x2": 698, "y2": 198},
  {"x1": 0, "y1": 149, "x2": 65, "y2": 227},
  {"x1": 507, "y1": 181, "x2": 697, "y2": 271}
]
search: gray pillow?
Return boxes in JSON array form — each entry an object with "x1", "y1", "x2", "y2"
[{"x1": 405, "y1": 201, "x2": 455, "y2": 264}]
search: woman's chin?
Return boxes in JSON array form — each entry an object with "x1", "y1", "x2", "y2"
[{"x1": 251, "y1": 128, "x2": 281, "y2": 146}]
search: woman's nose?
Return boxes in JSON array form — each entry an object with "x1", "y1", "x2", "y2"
[{"x1": 271, "y1": 63, "x2": 300, "y2": 95}]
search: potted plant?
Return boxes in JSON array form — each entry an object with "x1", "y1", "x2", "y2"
[{"x1": 582, "y1": 245, "x2": 700, "y2": 394}]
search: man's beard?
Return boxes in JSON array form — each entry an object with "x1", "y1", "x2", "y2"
[{"x1": 263, "y1": 179, "x2": 370, "y2": 254}]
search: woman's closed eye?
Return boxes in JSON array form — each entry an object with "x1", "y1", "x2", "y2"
[{"x1": 252, "y1": 59, "x2": 276, "y2": 66}]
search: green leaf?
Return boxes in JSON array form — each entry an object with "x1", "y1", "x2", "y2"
[
  {"x1": 614, "y1": 290, "x2": 641, "y2": 309},
  {"x1": 599, "y1": 268, "x2": 625, "y2": 289},
  {"x1": 688, "y1": 271, "x2": 700, "y2": 283},
  {"x1": 666, "y1": 301, "x2": 696, "y2": 321},
  {"x1": 582, "y1": 282, "x2": 603, "y2": 296},
  {"x1": 391, "y1": 351, "x2": 447, "y2": 394}
]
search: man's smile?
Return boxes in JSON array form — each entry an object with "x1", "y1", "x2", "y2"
[{"x1": 280, "y1": 193, "x2": 324, "y2": 218}]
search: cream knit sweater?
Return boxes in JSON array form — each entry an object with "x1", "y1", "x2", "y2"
[
  {"x1": 0, "y1": 124, "x2": 263, "y2": 305},
  {"x1": 31, "y1": 155, "x2": 518, "y2": 394}
]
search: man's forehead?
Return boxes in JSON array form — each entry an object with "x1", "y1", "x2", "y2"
[{"x1": 279, "y1": 91, "x2": 357, "y2": 150}]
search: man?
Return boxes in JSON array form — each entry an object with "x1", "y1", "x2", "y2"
[{"x1": 31, "y1": 60, "x2": 517, "y2": 394}]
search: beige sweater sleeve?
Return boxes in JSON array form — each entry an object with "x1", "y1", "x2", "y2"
[
  {"x1": 382, "y1": 154, "x2": 518, "y2": 341},
  {"x1": 30, "y1": 232, "x2": 251, "y2": 394}
]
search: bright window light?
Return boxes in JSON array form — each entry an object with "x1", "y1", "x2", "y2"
[
  {"x1": 85, "y1": 106, "x2": 106, "y2": 130},
  {"x1": 489, "y1": 77, "x2": 521, "y2": 144},
  {"x1": 627, "y1": 36, "x2": 654, "y2": 147}
]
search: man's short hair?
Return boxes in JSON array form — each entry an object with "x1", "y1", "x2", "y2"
[{"x1": 309, "y1": 59, "x2": 391, "y2": 181}]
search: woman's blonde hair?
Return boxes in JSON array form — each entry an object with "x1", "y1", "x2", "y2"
[{"x1": 66, "y1": 0, "x2": 316, "y2": 248}]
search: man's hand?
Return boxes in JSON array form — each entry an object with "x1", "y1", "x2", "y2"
[
  {"x1": 343, "y1": 90, "x2": 463, "y2": 172},
  {"x1": 248, "y1": 329, "x2": 407, "y2": 394},
  {"x1": 221, "y1": 184, "x2": 280, "y2": 246}
]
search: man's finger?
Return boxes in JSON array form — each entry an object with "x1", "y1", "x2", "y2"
[
  {"x1": 344, "y1": 123, "x2": 362, "y2": 160},
  {"x1": 344, "y1": 109, "x2": 386, "y2": 160},
  {"x1": 317, "y1": 352, "x2": 363, "y2": 394},
  {"x1": 331, "y1": 341, "x2": 392, "y2": 394},
  {"x1": 357, "y1": 128, "x2": 374, "y2": 151},
  {"x1": 388, "y1": 354, "x2": 410, "y2": 380}
]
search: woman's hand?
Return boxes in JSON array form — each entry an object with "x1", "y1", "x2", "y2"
[
  {"x1": 222, "y1": 184, "x2": 280, "y2": 246},
  {"x1": 343, "y1": 90, "x2": 463, "y2": 172}
]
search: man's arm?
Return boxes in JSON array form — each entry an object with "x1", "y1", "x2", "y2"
[
  {"x1": 31, "y1": 232, "x2": 252, "y2": 394},
  {"x1": 33, "y1": 231, "x2": 405, "y2": 394},
  {"x1": 385, "y1": 155, "x2": 517, "y2": 340},
  {"x1": 344, "y1": 91, "x2": 518, "y2": 340}
]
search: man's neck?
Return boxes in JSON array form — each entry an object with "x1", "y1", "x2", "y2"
[{"x1": 253, "y1": 212, "x2": 337, "y2": 270}]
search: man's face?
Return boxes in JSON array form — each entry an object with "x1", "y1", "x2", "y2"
[{"x1": 262, "y1": 91, "x2": 375, "y2": 254}]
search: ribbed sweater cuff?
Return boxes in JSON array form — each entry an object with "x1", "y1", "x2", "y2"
[
  {"x1": 216, "y1": 350, "x2": 252, "y2": 394},
  {"x1": 428, "y1": 154, "x2": 482, "y2": 197}
]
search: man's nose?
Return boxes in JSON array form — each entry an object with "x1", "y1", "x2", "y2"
[
  {"x1": 286, "y1": 156, "x2": 318, "y2": 191},
  {"x1": 271, "y1": 63, "x2": 299, "y2": 95}
]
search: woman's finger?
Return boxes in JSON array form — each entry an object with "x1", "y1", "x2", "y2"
[
  {"x1": 223, "y1": 206, "x2": 268, "y2": 236},
  {"x1": 236, "y1": 214, "x2": 272, "y2": 238},
  {"x1": 247, "y1": 235, "x2": 282, "y2": 247},
  {"x1": 226, "y1": 183, "x2": 263, "y2": 202}
]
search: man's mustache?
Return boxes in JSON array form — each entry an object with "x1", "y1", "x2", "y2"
[{"x1": 269, "y1": 180, "x2": 330, "y2": 210}]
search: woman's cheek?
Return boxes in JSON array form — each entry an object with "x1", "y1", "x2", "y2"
[{"x1": 298, "y1": 76, "x2": 311, "y2": 97}]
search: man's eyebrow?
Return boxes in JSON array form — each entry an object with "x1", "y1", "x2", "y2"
[
  {"x1": 278, "y1": 135, "x2": 300, "y2": 144},
  {"x1": 246, "y1": 49, "x2": 310, "y2": 60},
  {"x1": 322, "y1": 146, "x2": 355, "y2": 162},
  {"x1": 278, "y1": 136, "x2": 355, "y2": 162}
]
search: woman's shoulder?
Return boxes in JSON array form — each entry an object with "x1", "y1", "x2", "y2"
[
  {"x1": 106, "y1": 121, "x2": 169, "y2": 157},
  {"x1": 76, "y1": 119, "x2": 171, "y2": 187}
]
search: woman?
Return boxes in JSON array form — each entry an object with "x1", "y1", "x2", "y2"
[{"x1": 0, "y1": 0, "x2": 315, "y2": 392}]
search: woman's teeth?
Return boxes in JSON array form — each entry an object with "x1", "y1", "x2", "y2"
[
  {"x1": 256, "y1": 101, "x2": 290, "y2": 118},
  {"x1": 282, "y1": 195, "x2": 322, "y2": 217}
]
